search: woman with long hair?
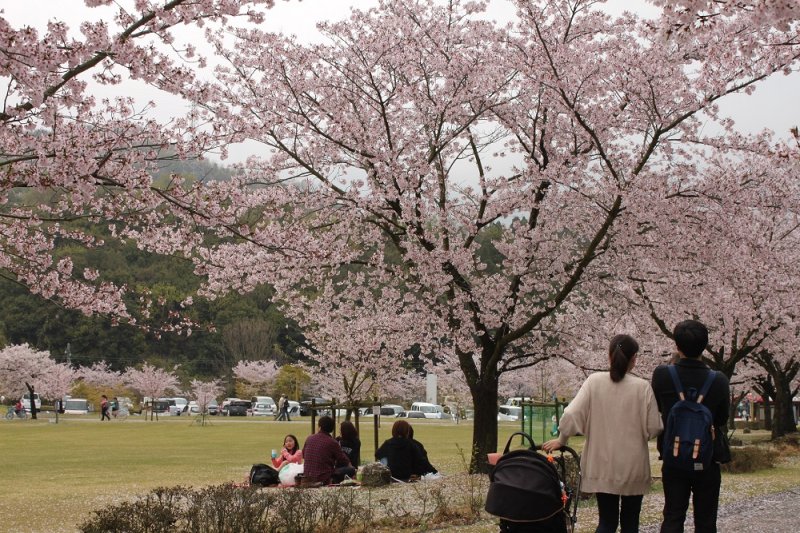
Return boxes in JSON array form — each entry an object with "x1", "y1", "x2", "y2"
[
  {"x1": 271, "y1": 434, "x2": 303, "y2": 469},
  {"x1": 543, "y1": 334, "x2": 662, "y2": 533},
  {"x1": 336, "y1": 420, "x2": 361, "y2": 467}
]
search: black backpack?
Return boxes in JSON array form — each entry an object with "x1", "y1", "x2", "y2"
[
  {"x1": 485, "y1": 432, "x2": 566, "y2": 524},
  {"x1": 249, "y1": 463, "x2": 280, "y2": 486},
  {"x1": 662, "y1": 366, "x2": 717, "y2": 472}
]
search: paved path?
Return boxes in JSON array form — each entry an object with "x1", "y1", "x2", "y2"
[{"x1": 641, "y1": 488, "x2": 800, "y2": 532}]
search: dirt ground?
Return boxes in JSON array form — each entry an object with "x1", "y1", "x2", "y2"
[{"x1": 640, "y1": 488, "x2": 800, "y2": 532}]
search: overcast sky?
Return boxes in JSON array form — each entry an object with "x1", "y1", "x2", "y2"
[{"x1": 3, "y1": 0, "x2": 798, "y2": 164}]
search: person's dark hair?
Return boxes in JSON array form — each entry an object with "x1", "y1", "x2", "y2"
[
  {"x1": 340, "y1": 421, "x2": 358, "y2": 441},
  {"x1": 318, "y1": 415, "x2": 334, "y2": 434},
  {"x1": 673, "y1": 320, "x2": 708, "y2": 358},
  {"x1": 391, "y1": 419, "x2": 411, "y2": 439},
  {"x1": 608, "y1": 334, "x2": 639, "y2": 382},
  {"x1": 283, "y1": 434, "x2": 301, "y2": 455},
  {"x1": 408, "y1": 425, "x2": 415, "y2": 440}
]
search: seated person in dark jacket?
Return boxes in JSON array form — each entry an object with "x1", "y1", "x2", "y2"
[
  {"x1": 376, "y1": 420, "x2": 435, "y2": 480},
  {"x1": 408, "y1": 425, "x2": 437, "y2": 474},
  {"x1": 336, "y1": 420, "x2": 361, "y2": 468},
  {"x1": 303, "y1": 415, "x2": 355, "y2": 484}
]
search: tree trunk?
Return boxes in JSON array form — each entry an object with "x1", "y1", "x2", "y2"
[
  {"x1": 25, "y1": 382, "x2": 37, "y2": 420},
  {"x1": 469, "y1": 377, "x2": 499, "y2": 474},
  {"x1": 772, "y1": 374, "x2": 798, "y2": 438},
  {"x1": 754, "y1": 351, "x2": 798, "y2": 438}
]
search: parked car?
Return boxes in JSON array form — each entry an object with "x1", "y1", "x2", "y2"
[
  {"x1": 363, "y1": 404, "x2": 405, "y2": 417},
  {"x1": 250, "y1": 396, "x2": 276, "y2": 416},
  {"x1": 207, "y1": 400, "x2": 219, "y2": 415},
  {"x1": 21, "y1": 392, "x2": 41, "y2": 412},
  {"x1": 251, "y1": 402, "x2": 272, "y2": 416},
  {"x1": 62, "y1": 398, "x2": 90, "y2": 415},
  {"x1": 497, "y1": 405, "x2": 522, "y2": 422},
  {"x1": 287, "y1": 400, "x2": 300, "y2": 417},
  {"x1": 149, "y1": 399, "x2": 172, "y2": 415},
  {"x1": 169, "y1": 397, "x2": 189, "y2": 416},
  {"x1": 396, "y1": 410, "x2": 426, "y2": 419},
  {"x1": 299, "y1": 397, "x2": 332, "y2": 416},
  {"x1": 410, "y1": 402, "x2": 445, "y2": 419},
  {"x1": 226, "y1": 400, "x2": 251, "y2": 416}
]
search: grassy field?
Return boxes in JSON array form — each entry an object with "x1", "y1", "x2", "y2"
[
  {"x1": 0, "y1": 414, "x2": 796, "y2": 533},
  {"x1": 0, "y1": 414, "x2": 526, "y2": 532}
]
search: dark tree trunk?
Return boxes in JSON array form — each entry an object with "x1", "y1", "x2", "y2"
[
  {"x1": 729, "y1": 390, "x2": 746, "y2": 427},
  {"x1": 469, "y1": 376, "x2": 499, "y2": 474},
  {"x1": 25, "y1": 382, "x2": 37, "y2": 420},
  {"x1": 753, "y1": 376, "x2": 774, "y2": 432},
  {"x1": 754, "y1": 351, "x2": 798, "y2": 439}
]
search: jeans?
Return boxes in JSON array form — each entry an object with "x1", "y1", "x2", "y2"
[
  {"x1": 660, "y1": 463, "x2": 721, "y2": 533},
  {"x1": 595, "y1": 493, "x2": 643, "y2": 533},
  {"x1": 331, "y1": 465, "x2": 355, "y2": 483}
]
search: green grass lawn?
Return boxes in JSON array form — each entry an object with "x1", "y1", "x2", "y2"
[
  {"x1": 0, "y1": 414, "x2": 795, "y2": 533},
  {"x1": 0, "y1": 415, "x2": 527, "y2": 533}
]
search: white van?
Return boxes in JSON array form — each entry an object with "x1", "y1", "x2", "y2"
[
  {"x1": 22, "y1": 392, "x2": 41, "y2": 412},
  {"x1": 63, "y1": 398, "x2": 90, "y2": 415},
  {"x1": 251, "y1": 396, "x2": 276, "y2": 415},
  {"x1": 498, "y1": 405, "x2": 522, "y2": 421},
  {"x1": 410, "y1": 402, "x2": 445, "y2": 419}
]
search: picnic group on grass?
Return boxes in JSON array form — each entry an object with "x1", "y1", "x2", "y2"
[
  {"x1": 253, "y1": 319, "x2": 728, "y2": 533},
  {"x1": 262, "y1": 415, "x2": 438, "y2": 488}
]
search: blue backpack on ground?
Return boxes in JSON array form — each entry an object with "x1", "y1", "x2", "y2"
[{"x1": 662, "y1": 366, "x2": 717, "y2": 472}]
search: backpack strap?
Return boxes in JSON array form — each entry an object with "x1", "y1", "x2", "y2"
[
  {"x1": 697, "y1": 370, "x2": 716, "y2": 404},
  {"x1": 667, "y1": 365, "x2": 685, "y2": 401}
]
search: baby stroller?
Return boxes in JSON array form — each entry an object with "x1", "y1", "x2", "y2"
[{"x1": 486, "y1": 432, "x2": 582, "y2": 533}]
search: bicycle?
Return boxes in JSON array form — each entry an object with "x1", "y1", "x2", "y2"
[{"x1": 5, "y1": 407, "x2": 28, "y2": 420}]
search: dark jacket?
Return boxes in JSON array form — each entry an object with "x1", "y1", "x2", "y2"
[
  {"x1": 337, "y1": 436, "x2": 361, "y2": 467},
  {"x1": 375, "y1": 437, "x2": 428, "y2": 480},
  {"x1": 651, "y1": 358, "x2": 730, "y2": 458},
  {"x1": 412, "y1": 439, "x2": 437, "y2": 474}
]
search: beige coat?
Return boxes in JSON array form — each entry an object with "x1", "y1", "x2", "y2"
[{"x1": 558, "y1": 372, "x2": 662, "y2": 495}]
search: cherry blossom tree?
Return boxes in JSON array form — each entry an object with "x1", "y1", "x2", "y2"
[
  {"x1": 38, "y1": 362, "x2": 80, "y2": 423},
  {"x1": 232, "y1": 359, "x2": 279, "y2": 397},
  {"x1": 171, "y1": 0, "x2": 800, "y2": 470},
  {"x1": 654, "y1": 0, "x2": 800, "y2": 34},
  {"x1": 0, "y1": 344, "x2": 57, "y2": 419},
  {"x1": 190, "y1": 378, "x2": 223, "y2": 426},
  {"x1": 0, "y1": 0, "x2": 278, "y2": 326},
  {"x1": 603, "y1": 135, "x2": 800, "y2": 436},
  {"x1": 79, "y1": 361, "x2": 124, "y2": 389},
  {"x1": 123, "y1": 362, "x2": 179, "y2": 420}
]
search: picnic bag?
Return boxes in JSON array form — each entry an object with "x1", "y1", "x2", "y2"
[
  {"x1": 485, "y1": 432, "x2": 565, "y2": 523},
  {"x1": 278, "y1": 462, "x2": 304, "y2": 486},
  {"x1": 662, "y1": 366, "x2": 717, "y2": 472},
  {"x1": 249, "y1": 463, "x2": 280, "y2": 486}
]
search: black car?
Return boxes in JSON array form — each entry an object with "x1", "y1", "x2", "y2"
[
  {"x1": 299, "y1": 398, "x2": 332, "y2": 416},
  {"x1": 226, "y1": 400, "x2": 251, "y2": 416}
]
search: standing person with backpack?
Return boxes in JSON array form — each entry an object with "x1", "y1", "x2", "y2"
[
  {"x1": 651, "y1": 320, "x2": 730, "y2": 533},
  {"x1": 543, "y1": 334, "x2": 662, "y2": 533}
]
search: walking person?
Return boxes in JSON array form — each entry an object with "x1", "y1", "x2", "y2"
[
  {"x1": 543, "y1": 334, "x2": 662, "y2": 533},
  {"x1": 276, "y1": 394, "x2": 290, "y2": 421},
  {"x1": 651, "y1": 320, "x2": 730, "y2": 533},
  {"x1": 100, "y1": 394, "x2": 111, "y2": 421},
  {"x1": 281, "y1": 394, "x2": 291, "y2": 421}
]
